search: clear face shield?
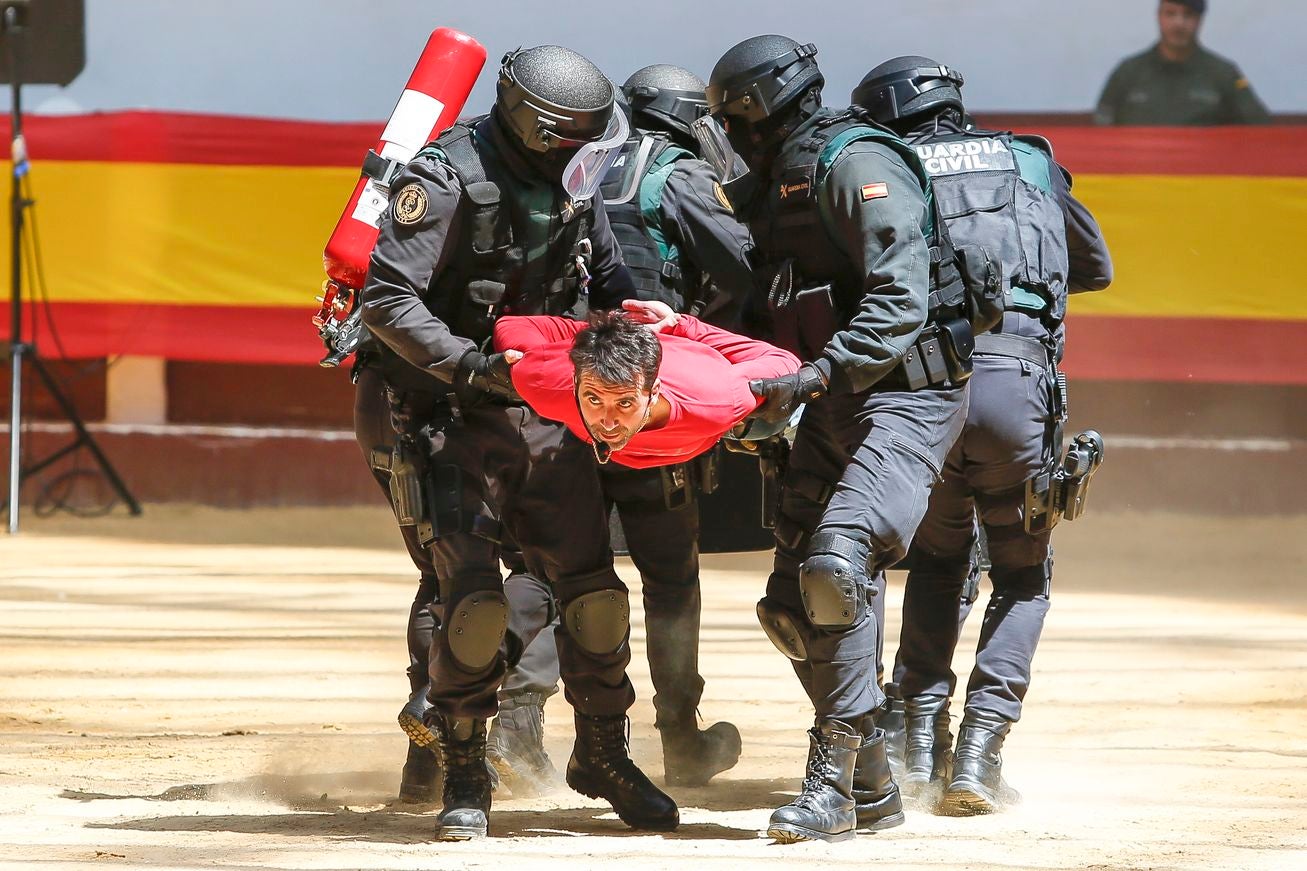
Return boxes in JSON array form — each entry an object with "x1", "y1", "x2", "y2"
[
  {"x1": 560, "y1": 108, "x2": 629, "y2": 202},
  {"x1": 690, "y1": 114, "x2": 749, "y2": 185}
]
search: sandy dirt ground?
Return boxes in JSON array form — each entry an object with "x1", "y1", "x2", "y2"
[{"x1": 2, "y1": 506, "x2": 1305, "y2": 870}]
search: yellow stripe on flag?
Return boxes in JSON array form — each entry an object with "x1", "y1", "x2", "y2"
[
  {"x1": 1069, "y1": 175, "x2": 1307, "y2": 321},
  {"x1": 5, "y1": 163, "x2": 1307, "y2": 325},
  {"x1": 1, "y1": 160, "x2": 356, "y2": 308}
]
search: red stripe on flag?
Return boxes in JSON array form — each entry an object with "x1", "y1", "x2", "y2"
[
  {"x1": 1062, "y1": 315, "x2": 1307, "y2": 384},
  {"x1": 14, "y1": 303, "x2": 1307, "y2": 383},
  {"x1": 6, "y1": 112, "x2": 1307, "y2": 175},
  {"x1": 17, "y1": 301, "x2": 329, "y2": 365}
]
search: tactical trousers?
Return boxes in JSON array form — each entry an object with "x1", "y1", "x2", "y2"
[
  {"x1": 424, "y1": 401, "x2": 635, "y2": 720},
  {"x1": 499, "y1": 567, "x2": 561, "y2": 699},
  {"x1": 894, "y1": 355, "x2": 1055, "y2": 723},
  {"x1": 600, "y1": 462, "x2": 705, "y2": 729},
  {"x1": 767, "y1": 385, "x2": 968, "y2": 721},
  {"x1": 354, "y1": 366, "x2": 559, "y2": 697}
]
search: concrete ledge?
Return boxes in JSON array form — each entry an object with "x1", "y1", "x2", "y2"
[{"x1": 4, "y1": 422, "x2": 1303, "y2": 517}]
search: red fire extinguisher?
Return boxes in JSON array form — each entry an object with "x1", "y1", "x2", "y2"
[{"x1": 314, "y1": 27, "x2": 486, "y2": 366}]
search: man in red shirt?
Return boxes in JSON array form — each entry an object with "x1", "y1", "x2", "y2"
[{"x1": 494, "y1": 301, "x2": 799, "y2": 468}]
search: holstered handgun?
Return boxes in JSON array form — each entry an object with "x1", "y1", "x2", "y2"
[
  {"x1": 372, "y1": 436, "x2": 435, "y2": 544},
  {"x1": 1024, "y1": 430, "x2": 1106, "y2": 534},
  {"x1": 758, "y1": 436, "x2": 790, "y2": 530}
]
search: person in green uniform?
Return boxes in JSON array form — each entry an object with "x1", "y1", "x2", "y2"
[{"x1": 1095, "y1": 0, "x2": 1270, "y2": 125}]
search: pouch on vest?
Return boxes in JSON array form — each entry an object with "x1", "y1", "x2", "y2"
[
  {"x1": 456, "y1": 279, "x2": 506, "y2": 345},
  {"x1": 936, "y1": 317, "x2": 976, "y2": 383},
  {"x1": 465, "y1": 181, "x2": 508, "y2": 255},
  {"x1": 930, "y1": 193, "x2": 1003, "y2": 335},
  {"x1": 955, "y1": 243, "x2": 1004, "y2": 333},
  {"x1": 795, "y1": 285, "x2": 839, "y2": 361}
]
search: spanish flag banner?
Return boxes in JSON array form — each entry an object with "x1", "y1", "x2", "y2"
[{"x1": 2, "y1": 113, "x2": 1304, "y2": 383}]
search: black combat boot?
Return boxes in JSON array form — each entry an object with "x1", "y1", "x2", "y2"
[
  {"x1": 658, "y1": 717, "x2": 743, "y2": 787},
  {"x1": 487, "y1": 691, "x2": 559, "y2": 797},
  {"x1": 767, "y1": 719, "x2": 861, "y2": 844},
  {"x1": 940, "y1": 711, "x2": 1020, "y2": 816},
  {"x1": 398, "y1": 683, "x2": 436, "y2": 748},
  {"x1": 432, "y1": 716, "x2": 492, "y2": 840},
  {"x1": 851, "y1": 715, "x2": 905, "y2": 831},
  {"x1": 902, "y1": 693, "x2": 953, "y2": 796},
  {"x1": 879, "y1": 684, "x2": 907, "y2": 779},
  {"x1": 398, "y1": 740, "x2": 441, "y2": 803},
  {"x1": 566, "y1": 713, "x2": 679, "y2": 831}
]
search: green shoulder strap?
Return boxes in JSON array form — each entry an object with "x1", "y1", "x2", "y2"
[
  {"x1": 637, "y1": 143, "x2": 694, "y2": 263},
  {"x1": 1010, "y1": 136, "x2": 1055, "y2": 197},
  {"x1": 814, "y1": 125, "x2": 935, "y2": 243}
]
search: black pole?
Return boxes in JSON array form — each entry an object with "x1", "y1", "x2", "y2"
[
  {"x1": 3, "y1": 3, "x2": 140, "y2": 531},
  {"x1": 5, "y1": 4, "x2": 25, "y2": 533}
]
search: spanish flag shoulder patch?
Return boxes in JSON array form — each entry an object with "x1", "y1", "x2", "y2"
[{"x1": 860, "y1": 182, "x2": 889, "y2": 201}]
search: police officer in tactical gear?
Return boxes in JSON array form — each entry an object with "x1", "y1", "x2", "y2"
[
  {"x1": 354, "y1": 356, "x2": 564, "y2": 802},
  {"x1": 853, "y1": 55, "x2": 1112, "y2": 815},
  {"x1": 360, "y1": 44, "x2": 677, "y2": 839},
  {"x1": 700, "y1": 35, "x2": 972, "y2": 843}
]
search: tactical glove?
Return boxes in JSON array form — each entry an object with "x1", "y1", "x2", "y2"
[
  {"x1": 455, "y1": 350, "x2": 521, "y2": 404},
  {"x1": 748, "y1": 363, "x2": 828, "y2": 425}
]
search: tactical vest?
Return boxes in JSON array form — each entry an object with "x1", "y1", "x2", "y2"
[
  {"x1": 599, "y1": 132, "x2": 696, "y2": 311},
  {"x1": 750, "y1": 110, "x2": 924, "y2": 309},
  {"x1": 749, "y1": 109, "x2": 984, "y2": 330},
  {"x1": 913, "y1": 130, "x2": 1070, "y2": 333},
  {"x1": 417, "y1": 117, "x2": 595, "y2": 345}
]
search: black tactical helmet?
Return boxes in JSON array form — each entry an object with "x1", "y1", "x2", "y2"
[
  {"x1": 496, "y1": 45, "x2": 617, "y2": 153},
  {"x1": 622, "y1": 64, "x2": 707, "y2": 140},
  {"x1": 851, "y1": 55, "x2": 965, "y2": 127},
  {"x1": 705, "y1": 35, "x2": 822, "y2": 127}
]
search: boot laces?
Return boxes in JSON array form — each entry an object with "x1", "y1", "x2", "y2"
[
  {"x1": 584, "y1": 717, "x2": 641, "y2": 785},
  {"x1": 440, "y1": 734, "x2": 490, "y2": 802},
  {"x1": 793, "y1": 732, "x2": 836, "y2": 810}
]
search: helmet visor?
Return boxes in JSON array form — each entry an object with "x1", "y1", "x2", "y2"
[
  {"x1": 690, "y1": 114, "x2": 749, "y2": 184},
  {"x1": 561, "y1": 108, "x2": 629, "y2": 201}
]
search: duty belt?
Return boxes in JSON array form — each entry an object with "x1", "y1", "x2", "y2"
[
  {"x1": 876, "y1": 322, "x2": 969, "y2": 392},
  {"x1": 973, "y1": 333, "x2": 1050, "y2": 367}
]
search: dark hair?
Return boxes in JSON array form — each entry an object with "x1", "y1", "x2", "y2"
[{"x1": 570, "y1": 310, "x2": 662, "y2": 390}]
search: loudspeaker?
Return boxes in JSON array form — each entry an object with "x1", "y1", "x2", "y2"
[{"x1": 0, "y1": 0, "x2": 85, "y2": 86}]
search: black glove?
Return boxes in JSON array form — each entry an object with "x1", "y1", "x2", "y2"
[
  {"x1": 748, "y1": 363, "x2": 828, "y2": 425},
  {"x1": 454, "y1": 350, "x2": 520, "y2": 403}
]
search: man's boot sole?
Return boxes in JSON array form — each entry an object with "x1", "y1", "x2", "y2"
[
  {"x1": 399, "y1": 710, "x2": 436, "y2": 748},
  {"x1": 939, "y1": 780, "x2": 997, "y2": 816},
  {"x1": 566, "y1": 770, "x2": 679, "y2": 831},
  {"x1": 767, "y1": 822, "x2": 856, "y2": 844},
  {"x1": 434, "y1": 823, "x2": 488, "y2": 841}
]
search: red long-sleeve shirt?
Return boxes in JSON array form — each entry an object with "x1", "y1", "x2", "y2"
[{"x1": 493, "y1": 315, "x2": 799, "y2": 469}]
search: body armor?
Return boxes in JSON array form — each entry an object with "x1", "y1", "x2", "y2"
[
  {"x1": 913, "y1": 130, "x2": 1070, "y2": 338},
  {"x1": 749, "y1": 109, "x2": 979, "y2": 373},
  {"x1": 598, "y1": 131, "x2": 697, "y2": 309},
  {"x1": 420, "y1": 116, "x2": 596, "y2": 345}
]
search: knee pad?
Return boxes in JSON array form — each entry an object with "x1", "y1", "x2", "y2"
[
  {"x1": 799, "y1": 531, "x2": 870, "y2": 629},
  {"x1": 756, "y1": 597, "x2": 809, "y2": 661},
  {"x1": 563, "y1": 589, "x2": 630, "y2": 655},
  {"x1": 446, "y1": 590, "x2": 509, "y2": 672}
]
